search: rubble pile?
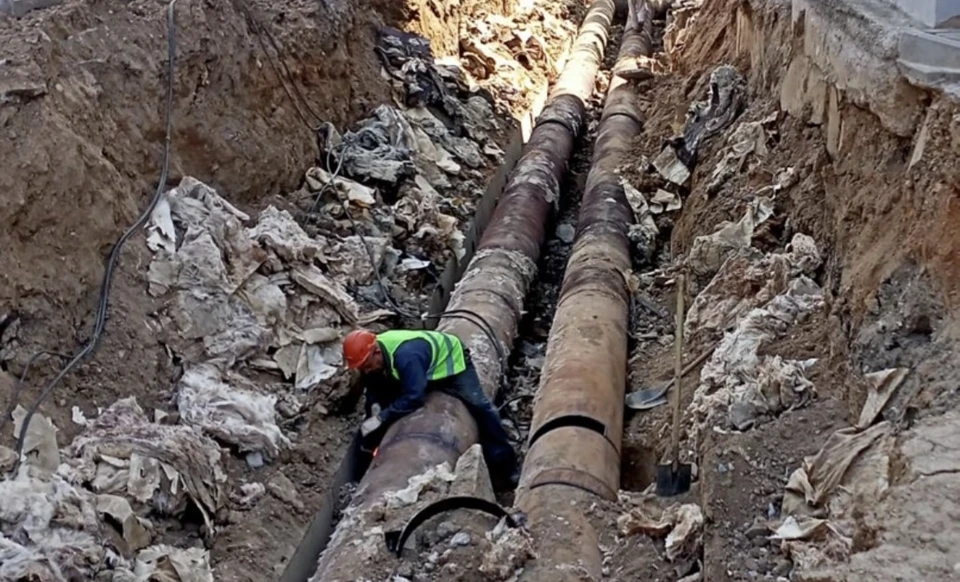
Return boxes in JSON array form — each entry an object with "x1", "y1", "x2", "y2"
[
  {"x1": 146, "y1": 177, "x2": 389, "y2": 461},
  {"x1": 686, "y1": 222, "x2": 824, "y2": 438},
  {"x1": 457, "y1": 2, "x2": 577, "y2": 114},
  {"x1": 0, "y1": 400, "x2": 222, "y2": 581},
  {"x1": 299, "y1": 26, "x2": 517, "y2": 314}
]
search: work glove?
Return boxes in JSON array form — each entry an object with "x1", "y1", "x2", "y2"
[{"x1": 360, "y1": 415, "x2": 383, "y2": 437}]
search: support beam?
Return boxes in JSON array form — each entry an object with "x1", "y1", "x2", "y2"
[
  {"x1": 308, "y1": 2, "x2": 617, "y2": 580},
  {"x1": 515, "y1": 3, "x2": 654, "y2": 580}
]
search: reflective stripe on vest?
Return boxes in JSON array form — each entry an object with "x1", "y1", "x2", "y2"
[{"x1": 376, "y1": 330, "x2": 467, "y2": 381}]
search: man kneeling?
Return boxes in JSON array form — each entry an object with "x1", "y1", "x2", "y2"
[{"x1": 343, "y1": 328, "x2": 519, "y2": 489}]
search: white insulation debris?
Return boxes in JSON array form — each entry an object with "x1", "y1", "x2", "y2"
[{"x1": 688, "y1": 233, "x2": 824, "y2": 437}]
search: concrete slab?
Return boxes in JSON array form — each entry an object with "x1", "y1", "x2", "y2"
[
  {"x1": 891, "y1": 0, "x2": 960, "y2": 28},
  {"x1": 785, "y1": 0, "x2": 960, "y2": 136},
  {"x1": 898, "y1": 29, "x2": 960, "y2": 98},
  {"x1": 791, "y1": 0, "x2": 925, "y2": 136}
]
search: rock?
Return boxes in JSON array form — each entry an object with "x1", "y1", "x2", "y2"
[
  {"x1": 745, "y1": 522, "x2": 770, "y2": 539},
  {"x1": 449, "y1": 532, "x2": 472, "y2": 547},
  {"x1": 436, "y1": 521, "x2": 459, "y2": 539},
  {"x1": 773, "y1": 559, "x2": 792, "y2": 576},
  {"x1": 246, "y1": 452, "x2": 265, "y2": 469},
  {"x1": 729, "y1": 400, "x2": 758, "y2": 431},
  {"x1": 555, "y1": 223, "x2": 576, "y2": 244},
  {"x1": 267, "y1": 473, "x2": 304, "y2": 512},
  {"x1": 0, "y1": 445, "x2": 16, "y2": 472},
  {"x1": 397, "y1": 563, "x2": 415, "y2": 578},
  {"x1": 450, "y1": 443, "x2": 496, "y2": 503},
  {"x1": 226, "y1": 510, "x2": 244, "y2": 524}
]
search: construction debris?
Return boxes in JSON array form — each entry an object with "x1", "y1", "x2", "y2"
[
  {"x1": 123, "y1": 545, "x2": 214, "y2": 582},
  {"x1": 382, "y1": 462, "x2": 456, "y2": 509},
  {"x1": 618, "y1": 501, "x2": 704, "y2": 562},
  {"x1": 176, "y1": 364, "x2": 290, "y2": 460},
  {"x1": 706, "y1": 113, "x2": 778, "y2": 195},
  {"x1": 0, "y1": 469, "x2": 104, "y2": 581},
  {"x1": 456, "y1": 5, "x2": 577, "y2": 113},
  {"x1": 686, "y1": 230, "x2": 820, "y2": 337},
  {"x1": 479, "y1": 518, "x2": 536, "y2": 581},
  {"x1": 688, "y1": 233, "x2": 824, "y2": 436},
  {"x1": 685, "y1": 197, "x2": 775, "y2": 281},
  {"x1": 11, "y1": 405, "x2": 59, "y2": 475},
  {"x1": 782, "y1": 421, "x2": 894, "y2": 517},
  {"x1": 772, "y1": 411, "x2": 960, "y2": 579},
  {"x1": 654, "y1": 65, "x2": 747, "y2": 183},
  {"x1": 68, "y1": 397, "x2": 226, "y2": 531},
  {"x1": 856, "y1": 368, "x2": 910, "y2": 429}
]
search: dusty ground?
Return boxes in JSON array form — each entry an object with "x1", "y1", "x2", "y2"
[{"x1": 4, "y1": 0, "x2": 960, "y2": 580}]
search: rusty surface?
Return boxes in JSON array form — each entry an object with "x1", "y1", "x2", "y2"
[
  {"x1": 527, "y1": 286, "x2": 628, "y2": 453},
  {"x1": 515, "y1": 4, "x2": 653, "y2": 579},
  {"x1": 521, "y1": 24, "x2": 647, "y2": 497},
  {"x1": 519, "y1": 426, "x2": 620, "y2": 501},
  {"x1": 516, "y1": 486, "x2": 604, "y2": 582},
  {"x1": 309, "y1": 1, "x2": 618, "y2": 578}
]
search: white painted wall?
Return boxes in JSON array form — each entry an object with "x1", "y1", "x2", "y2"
[{"x1": 893, "y1": 0, "x2": 960, "y2": 27}]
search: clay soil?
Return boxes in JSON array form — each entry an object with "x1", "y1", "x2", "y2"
[
  {"x1": 613, "y1": 0, "x2": 960, "y2": 579},
  {"x1": 5, "y1": 0, "x2": 960, "y2": 580}
]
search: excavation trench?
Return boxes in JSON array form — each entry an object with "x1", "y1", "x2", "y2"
[
  {"x1": 303, "y1": 1, "x2": 621, "y2": 580},
  {"x1": 18, "y1": 0, "x2": 960, "y2": 580},
  {"x1": 279, "y1": 106, "x2": 537, "y2": 582}
]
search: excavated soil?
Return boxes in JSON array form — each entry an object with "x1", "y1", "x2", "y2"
[
  {"x1": 614, "y1": 0, "x2": 960, "y2": 580},
  {"x1": 5, "y1": 0, "x2": 960, "y2": 580}
]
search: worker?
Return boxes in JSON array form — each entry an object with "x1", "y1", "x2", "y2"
[{"x1": 343, "y1": 328, "x2": 519, "y2": 488}]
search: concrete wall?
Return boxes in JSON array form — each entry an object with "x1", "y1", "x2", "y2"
[{"x1": 893, "y1": 0, "x2": 960, "y2": 28}]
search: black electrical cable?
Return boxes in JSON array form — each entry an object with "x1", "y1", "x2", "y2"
[
  {"x1": 236, "y1": 0, "x2": 321, "y2": 133},
  {"x1": 6, "y1": 0, "x2": 180, "y2": 474},
  {"x1": 0, "y1": 352, "x2": 70, "y2": 438}
]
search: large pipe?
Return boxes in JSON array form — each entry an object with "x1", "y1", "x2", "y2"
[
  {"x1": 515, "y1": 4, "x2": 653, "y2": 580},
  {"x1": 309, "y1": 3, "x2": 616, "y2": 580}
]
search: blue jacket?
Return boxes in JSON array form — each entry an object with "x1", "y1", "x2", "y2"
[{"x1": 364, "y1": 338, "x2": 435, "y2": 424}]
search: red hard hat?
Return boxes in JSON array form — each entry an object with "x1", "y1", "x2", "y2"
[{"x1": 343, "y1": 329, "x2": 377, "y2": 369}]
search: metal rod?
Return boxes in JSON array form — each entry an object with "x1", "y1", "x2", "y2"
[
  {"x1": 514, "y1": 3, "x2": 655, "y2": 580},
  {"x1": 307, "y1": 2, "x2": 617, "y2": 579}
]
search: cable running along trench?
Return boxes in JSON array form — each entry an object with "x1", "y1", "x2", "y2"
[{"x1": 5, "y1": 0, "x2": 180, "y2": 474}]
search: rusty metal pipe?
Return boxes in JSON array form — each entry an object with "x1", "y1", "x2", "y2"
[
  {"x1": 308, "y1": 2, "x2": 617, "y2": 579},
  {"x1": 516, "y1": 3, "x2": 654, "y2": 580}
]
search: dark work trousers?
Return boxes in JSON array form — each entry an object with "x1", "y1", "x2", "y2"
[
  {"x1": 362, "y1": 357, "x2": 518, "y2": 480},
  {"x1": 438, "y1": 359, "x2": 518, "y2": 480}
]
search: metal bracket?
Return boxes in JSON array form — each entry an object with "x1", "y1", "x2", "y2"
[{"x1": 383, "y1": 496, "x2": 523, "y2": 556}]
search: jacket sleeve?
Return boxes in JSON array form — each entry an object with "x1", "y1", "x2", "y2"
[{"x1": 378, "y1": 339, "x2": 432, "y2": 423}]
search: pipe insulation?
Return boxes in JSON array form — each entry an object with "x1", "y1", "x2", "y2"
[
  {"x1": 515, "y1": 2, "x2": 654, "y2": 580},
  {"x1": 308, "y1": 2, "x2": 617, "y2": 580}
]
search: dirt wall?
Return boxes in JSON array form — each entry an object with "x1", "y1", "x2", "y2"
[{"x1": 617, "y1": 0, "x2": 960, "y2": 579}]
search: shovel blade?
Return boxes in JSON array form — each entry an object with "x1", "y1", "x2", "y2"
[{"x1": 655, "y1": 462, "x2": 692, "y2": 497}]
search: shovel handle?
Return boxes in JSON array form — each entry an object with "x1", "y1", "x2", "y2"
[{"x1": 671, "y1": 274, "x2": 686, "y2": 467}]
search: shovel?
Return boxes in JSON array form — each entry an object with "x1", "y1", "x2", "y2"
[
  {"x1": 656, "y1": 273, "x2": 692, "y2": 497},
  {"x1": 625, "y1": 347, "x2": 715, "y2": 410}
]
